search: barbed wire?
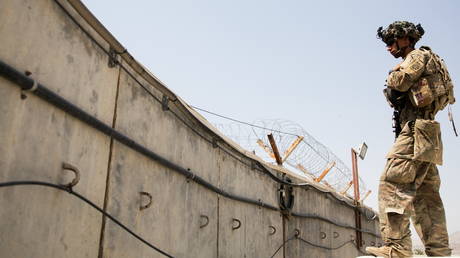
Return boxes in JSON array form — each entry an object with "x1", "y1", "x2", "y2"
[{"x1": 192, "y1": 107, "x2": 368, "y2": 197}]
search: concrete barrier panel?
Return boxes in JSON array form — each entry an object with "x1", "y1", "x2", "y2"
[
  {"x1": 101, "y1": 142, "x2": 218, "y2": 257},
  {"x1": 0, "y1": 78, "x2": 112, "y2": 257},
  {"x1": 0, "y1": 0, "x2": 119, "y2": 257},
  {"x1": 112, "y1": 66, "x2": 220, "y2": 185},
  {"x1": 100, "y1": 68, "x2": 220, "y2": 257},
  {"x1": 286, "y1": 187, "x2": 366, "y2": 258}
]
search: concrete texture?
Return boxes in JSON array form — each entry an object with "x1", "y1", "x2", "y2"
[
  {"x1": 286, "y1": 187, "x2": 382, "y2": 258},
  {"x1": 101, "y1": 142, "x2": 218, "y2": 258},
  {"x1": 0, "y1": 0, "x2": 380, "y2": 257},
  {"x1": 218, "y1": 198, "x2": 283, "y2": 258},
  {"x1": 0, "y1": 0, "x2": 118, "y2": 257}
]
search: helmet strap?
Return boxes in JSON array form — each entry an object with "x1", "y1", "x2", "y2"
[{"x1": 394, "y1": 40, "x2": 408, "y2": 58}]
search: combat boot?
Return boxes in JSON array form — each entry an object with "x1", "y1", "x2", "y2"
[{"x1": 365, "y1": 245, "x2": 412, "y2": 258}]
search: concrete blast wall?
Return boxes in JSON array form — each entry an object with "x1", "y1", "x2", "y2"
[{"x1": 0, "y1": 0, "x2": 381, "y2": 257}]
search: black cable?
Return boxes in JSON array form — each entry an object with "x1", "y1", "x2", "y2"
[
  {"x1": 351, "y1": 241, "x2": 368, "y2": 255},
  {"x1": 291, "y1": 211, "x2": 380, "y2": 238},
  {"x1": 269, "y1": 235, "x2": 296, "y2": 258},
  {"x1": 0, "y1": 59, "x2": 279, "y2": 211},
  {"x1": 0, "y1": 58, "x2": 380, "y2": 237},
  {"x1": 190, "y1": 105, "x2": 300, "y2": 137},
  {"x1": 53, "y1": 0, "x2": 110, "y2": 56},
  {"x1": 256, "y1": 162, "x2": 375, "y2": 215},
  {"x1": 0, "y1": 181, "x2": 174, "y2": 258},
  {"x1": 297, "y1": 237, "x2": 354, "y2": 250},
  {"x1": 270, "y1": 234, "x2": 368, "y2": 257}
]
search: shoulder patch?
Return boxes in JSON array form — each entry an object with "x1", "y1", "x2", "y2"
[
  {"x1": 410, "y1": 62, "x2": 422, "y2": 71},
  {"x1": 410, "y1": 52, "x2": 424, "y2": 60}
]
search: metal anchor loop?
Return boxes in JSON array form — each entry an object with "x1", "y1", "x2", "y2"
[
  {"x1": 199, "y1": 215, "x2": 209, "y2": 228},
  {"x1": 294, "y1": 228, "x2": 301, "y2": 238},
  {"x1": 269, "y1": 226, "x2": 276, "y2": 235},
  {"x1": 139, "y1": 192, "x2": 153, "y2": 210},
  {"x1": 61, "y1": 162, "x2": 80, "y2": 190},
  {"x1": 232, "y1": 218, "x2": 241, "y2": 230},
  {"x1": 320, "y1": 232, "x2": 327, "y2": 239},
  {"x1": 333, "y1": 232, "x2": 339, "y2": 238}
]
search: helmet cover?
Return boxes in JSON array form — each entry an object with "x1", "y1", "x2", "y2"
[{"x1": 377, "y1": 21, "x2": 424, "y2": 45}]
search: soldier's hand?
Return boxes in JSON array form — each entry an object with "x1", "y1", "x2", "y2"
[{"x1": 392, "y1": 63, "x2": 402, "y2": 72}]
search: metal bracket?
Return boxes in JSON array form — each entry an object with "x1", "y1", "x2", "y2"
[
  {"x1": 212, "y1": 137, "x2": 218, "y2": 148},
  {"x1": 61, "y1": 162, "x2": 80, "y2": 190},
  {"x1": 185, "y1": 168, "x2": 195, "y2": 183},
  {"x1": 162, "y1": 95, "x2": 169, "y2": 111},
  {"x1": 232, "y1": 218, "x2": 241, "y2": 230},
  {"x1": 20, "y1": 70, "x2": 35, "y2": 100},
  {"x1": 257, "y1": 199, "x2": 264, "y2": 209},
  {"x1": 108, "y1": 47, "x2": 119, "y2": 68},
  {"x1": 250, "y1": 161, "x2": 256, "y2": 170},
  {"x1": 139, "y1": 191, "x2": 153, "y2": 210},
  {"x1": 200, "y1": 215, "x2": 209, "y2": 228},
  {"x1": 278, "y1": 178, "x2": 294, "y2": 216}
]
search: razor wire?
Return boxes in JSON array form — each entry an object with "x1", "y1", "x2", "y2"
[{"x1": 209, "y1": 118, "x2": 368, "y2": 197}]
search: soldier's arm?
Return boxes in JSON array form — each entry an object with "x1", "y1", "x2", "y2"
[{"x1": 386, "y1": 51, "x2": 426, "y2": 92}]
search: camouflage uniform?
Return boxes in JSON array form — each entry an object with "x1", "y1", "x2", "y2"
[{"x1": 379, "y1": 46, "x2": 452, "y2": 256}]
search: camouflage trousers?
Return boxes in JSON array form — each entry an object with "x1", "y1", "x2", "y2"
[{"x1": 378, "y1": 120, "x2": 451, "y2": 256}]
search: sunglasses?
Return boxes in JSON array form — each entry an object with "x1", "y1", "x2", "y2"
[{"x1": 385, "y1": 39, "x2": 396, "y2": 47}]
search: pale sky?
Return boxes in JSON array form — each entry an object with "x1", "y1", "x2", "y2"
[{"x1": 81, "y1": 0, "x2": 460, "y2": 235}]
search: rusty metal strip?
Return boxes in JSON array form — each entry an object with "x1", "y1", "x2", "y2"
[{"x1": 267, "y1": 133, "x2": 283, "y2": 165}]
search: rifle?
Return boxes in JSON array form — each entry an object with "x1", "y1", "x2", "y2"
[
  {"x1": 383, "y1": 87, "x2": 405, "y2": 139},
  {"x1": 392, "y1": 109, "x2": 402, "y2": 139}
]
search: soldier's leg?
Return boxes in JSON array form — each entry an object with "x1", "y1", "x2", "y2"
[
  {"x1": 376, "y1": 158, "x2": 416, "y2": 256},
  {"x1": 412, "y1": 164, "x2": 451, "y2": 256},
  {"x1": 368, "y1": 123, "x2": 416, "y2": 257}
]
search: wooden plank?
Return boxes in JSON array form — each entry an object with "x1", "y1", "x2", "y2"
[
  {"x1": 267, "y1": 134, "x2": 283, "y2": 165},
  {"x1": 256, "y1": 139, "x2": 276, "y2": 159},
  {"x1": 315, "y1": 161, "x2": 335, "y2": 183},
  {"x1": 282, "y1": 136, "x2": 304, "y2": 162}
]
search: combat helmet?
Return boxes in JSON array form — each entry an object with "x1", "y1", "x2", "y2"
[{"x1": 377, "y1": 21, "x2": 424, "y2": 46}]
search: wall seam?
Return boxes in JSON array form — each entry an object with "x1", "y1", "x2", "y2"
[
  {"x1": 217, "y1": 196, "x2": 220, "y2": 258},
  {"x1": 216, "y1": 154, "x2": 221, "y2": 257},
  {"x1": 97, "y1": 63, "x2": 122, "y2": 258}
]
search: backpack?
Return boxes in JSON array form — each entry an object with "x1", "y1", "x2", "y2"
[{"x1": 408, "y1": 46, "x2": 455, "y2": 111}]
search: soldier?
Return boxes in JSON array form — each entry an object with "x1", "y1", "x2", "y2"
[{"x1": 366, "y1": 21, "x2": 455, "y2": 257}]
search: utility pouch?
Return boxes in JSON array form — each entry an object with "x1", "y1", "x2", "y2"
[
  {"x1": 413, "y1": 119, "x2": 443, "y2": 165},
  {"x1": 383, "y1": 87, "x2": 406, "y2": 109},
  {"x1": 409, "y1": 77, "x2": 434, "y2": 108}
]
